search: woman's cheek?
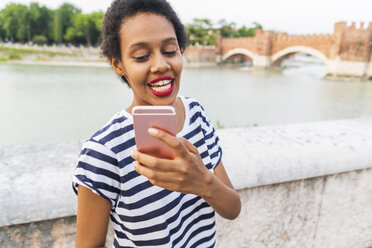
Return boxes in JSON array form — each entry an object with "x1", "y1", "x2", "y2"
[{"x1": 173, "y1": 55, "x2": 183, "y2": 71}]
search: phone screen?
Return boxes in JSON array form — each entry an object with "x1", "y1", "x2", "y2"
[{"x1": 132, "y1": 106, "x2": 176, "y2": 159}]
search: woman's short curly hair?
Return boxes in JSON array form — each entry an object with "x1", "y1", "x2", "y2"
[{"x1": 100, "y1": 0, "x2": 187, "y2": 85}]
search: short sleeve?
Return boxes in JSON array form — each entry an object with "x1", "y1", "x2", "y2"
[
  {"x1": 72, "y1": 139, "x2": 121, "y2": 209},
  {"x1": 198, "y1": 103, "x2": 223, "y2": 170}
]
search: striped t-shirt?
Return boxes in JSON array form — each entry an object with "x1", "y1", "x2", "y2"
[{"x1": 73, "y1": 96, "x2": 222, "y2": 248}]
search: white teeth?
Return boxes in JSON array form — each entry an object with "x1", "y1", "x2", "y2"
[
  {"x1": 149, "y1": 79, "x2": 172, "y2": 92},
  {"x1": 151, "y1": 82, "x2": 172, "y2": 92},
  {"x1": 151, "y1": 80, "x2": 172, "y2": 86}
]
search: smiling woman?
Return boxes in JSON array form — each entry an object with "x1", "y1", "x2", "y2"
[
  {"x1": 72, "y1": 0, "x2": 241, "y2": 247},
  {"x1": 109, "y1": 13, "x2": 184, "y2": 109}
]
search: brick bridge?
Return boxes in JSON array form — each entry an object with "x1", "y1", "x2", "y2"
[{"x1": 185, "y1": 22, "x2": 372, "y2": 78}]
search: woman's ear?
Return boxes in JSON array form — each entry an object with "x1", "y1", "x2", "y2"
[{"x1": 109, "y1": 57, "x2": 126, "y2": 77}]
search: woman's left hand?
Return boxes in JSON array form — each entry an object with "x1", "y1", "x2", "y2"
[{"x1": 130, "y1": 127, "x2": 213, "y2": 197}]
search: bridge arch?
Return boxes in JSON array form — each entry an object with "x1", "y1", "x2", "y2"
[
  {"x1": 222, "y1": 48, "x2": 257, "y2": 64},
  {"x1": 271, "y1": 46, "x2": 329, "y2": 68}
]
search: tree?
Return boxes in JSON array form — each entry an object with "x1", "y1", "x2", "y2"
[
  {"x1": 64, "y1": 12, "x2": 103, "y2": 46},
  {"x1": 0, "y1": 3, "x2": 30, "y2": 42},
  {"x1": 186, "y1": 18, "x2": 218, "y2": 46},
  {"x1": 237, "y1": 26, "x2": 256, "y2": 37},
  {"x1": 0, "y1": 11, "x2": 5, "y2": 41},
  {"x1": 252, "y1": 22, "x2": 263, "y2": 30},
  {"x1": 89, "y1": 12, "x2": 104, "y2": 45},
  {"x1": 0, "y1": 25, "x2": 4, "y2": 41},
  {"x1": 0, "y1": 4, "x2": 265, "y2": 46},
  {"x1": 52, "y1": 3, "x2": 80, "y2": 43},
  {"x1": 218, "y1": 19, "x2": 238, "y2": 38},
  {"x1": 29, "y1": 3, "x2": 52, "y2": 43}
]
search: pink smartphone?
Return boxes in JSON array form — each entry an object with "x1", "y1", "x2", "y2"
[{"x1": 132, "y1": 106, "x2": 176, "y2": 159}]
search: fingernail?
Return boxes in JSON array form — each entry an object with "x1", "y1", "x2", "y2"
[{"x1": 148, "y1": 128, "x2": 158, "y2": 135}]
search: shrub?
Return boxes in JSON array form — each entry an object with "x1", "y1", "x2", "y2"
[
  {"x1": 32, "y1": 35, "x2": 48, "y2": 45},
  {"x1": 8, "y1": 50, "x2": 21, "y2": 60}
]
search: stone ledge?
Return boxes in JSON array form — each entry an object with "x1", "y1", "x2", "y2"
[
  {"x1": 1, "y1": 118, "x2": 371, "y2": 227},
  {"x1": 219, "y1": 118, "x2": 372, "y2": 190},
  {"x1": 0, "y1": 141, "x2": 83, "y2": 227},
  {"x1": 2, "y1": 168, "x2": 372, "y2": 247}
]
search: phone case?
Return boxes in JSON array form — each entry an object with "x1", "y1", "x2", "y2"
[{"x1": 132, "y1": 106, "x2": 176, "y2": 159}]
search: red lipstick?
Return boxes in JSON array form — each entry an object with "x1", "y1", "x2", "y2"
[{"x1": 148, "y1": 76, "x2": 175, "y2": 97}]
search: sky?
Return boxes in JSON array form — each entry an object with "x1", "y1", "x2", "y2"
[{"x1": 0, "y1": 0, "x2": 371, "y2": 34}]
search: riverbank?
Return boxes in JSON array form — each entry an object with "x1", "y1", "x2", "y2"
[
  {"x1": 0, "y1": 44, "x2": 216, "y2": 69},
  {"x1": 5, "y1": 60, "x2": 110, "y2": 68},
  {"x1": 0, "y1": 43, "x2": 105, "y2": 65},
  {"x1": 1, "y1": 43, "x2": 371, "y2": 81}
]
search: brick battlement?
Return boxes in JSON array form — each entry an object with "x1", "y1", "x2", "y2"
[
  {"x1": 219, "y1": 22, "x2": 372, "y2": 63},
  {"x1": 342, "y1": 21, "x2": 372, "y2": 31},
  {"x1": 183, "y1": 22, "x2": 372, "y2": 78}
]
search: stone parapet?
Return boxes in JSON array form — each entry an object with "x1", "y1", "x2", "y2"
[
  {"x1": 1, "y1": 118, "x2": 372, "y2": 246},
  {"x1": 218, "y1": 22, "x2": 372, "y2": 78},
  {"x1": 215, "y1": 168, "x2": 372, "y2": 247}
]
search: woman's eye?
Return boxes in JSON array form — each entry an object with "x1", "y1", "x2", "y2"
[
  {"x1": 163, "y1": 50, "x2": 177, "y2": 56},
  {"x1": 133, "y1": 55, "x2": 149, "y2": 62}
]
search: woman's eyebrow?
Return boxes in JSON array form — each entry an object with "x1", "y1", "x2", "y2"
[
  {"x1": 129, "y1": 37, "x2": 177, "y2": 48},
  {"x1": 162, "y1": 37, "x2": 177, "y2": 44},
  {"x1": 129, "y1": 41, "x2": 148, "y2": 48}
]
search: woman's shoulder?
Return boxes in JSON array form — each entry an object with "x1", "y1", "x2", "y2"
[
  {"x1": 87, "y1": 109, "x2": 133, "y2": 149},
  {"x1": 179, "y1": 96, "x2": 212, "y2": 130},
  {"x1": 180, "y1": 96, "x2": 205, "y2": 113}
]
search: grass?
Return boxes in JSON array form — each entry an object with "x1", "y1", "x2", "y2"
[
  {"x1": 0, "y1": 45, "x2": 78, "y2": 61},
  {"x1": 216, "y1": 120, "x2": 225, "y2": 129},
  {"x1": 7, "y1": 50, "x2": 21, "y2": 60}
]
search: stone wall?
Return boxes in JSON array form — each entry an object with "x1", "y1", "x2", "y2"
[
  {"x1": 335, "y1": 22, "x2": 372, "y2": 62},
  {"x1": 183, "y1": 45, "x2": 217, "y2": 64},
  {"x1": 271, "y1": 33, "x2": 334, "y2": 58},
  {"x1": 219, "y1": 22, "x2": 372, "y2": 77},
  {"x1": 221, "y1": 22, "x2": 372, "y2": 61},
  {"x1": 216, "y1": 168, "x2": 372, "y2": 248},
  {"x1": 1, "y1": 118, "x2": 372, "y2": 247},
  {"x1": 2, "y1": 168, "x2": 372, "y2": 248}
]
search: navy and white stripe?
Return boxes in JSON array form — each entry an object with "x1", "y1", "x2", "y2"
[{"x1": 73, "y1": 96, "x2": 222, "y2": 248}]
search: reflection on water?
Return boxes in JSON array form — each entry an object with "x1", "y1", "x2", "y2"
[
  {"x1": 281, "y1": 54, "x2": 327, "y2": 78},
  {"x1": 0, "y1": 62, "x2": 371, "y2": 145}
]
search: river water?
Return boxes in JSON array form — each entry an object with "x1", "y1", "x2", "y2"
[{"x1": 1, "y1": 61, "x2": 371, "y2": 145}]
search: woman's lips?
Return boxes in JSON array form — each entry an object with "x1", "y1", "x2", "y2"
[{"x1": 148, "y1": 77, "x2": 175, "y2": 97}]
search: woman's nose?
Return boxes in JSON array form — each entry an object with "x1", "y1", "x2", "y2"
[{"x1": 150, "y1": 53, "x2": 170, "y2": 73}]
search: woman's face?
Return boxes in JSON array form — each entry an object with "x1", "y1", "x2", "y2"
[{"x1": 112, "y1": 13, "x2": 183, "y2": 110}]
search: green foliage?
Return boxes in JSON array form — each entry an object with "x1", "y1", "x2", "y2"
[
  {"x1": 64, "y1": 12, "x2": 103, "y2": 46},
  {"x1": 0, "y1": 2, "x2": 103, "y2": 46},
  {"x1": 218, "y1": 19, "x2": 237, "y2": 38},
  {"x1": 216, "y1": 120, "x2": 224, "y2": 129},
  {"x1": 53, "y1": 3, "x2": 81, "y2": 43},
  {"x1": 0, "y1": 3, "x2": 30, "y2": 42},
  {"x1": 0, "y1": 21, "x2": 4, "y2": 40},
  {"x1": 186, "y1": 18, "x2": 218, "y2": 46},
  {"x1": 7, "y1": 49, "x2": 20, "y2": 59},
  {"x1": 185, "y1": 18, "x2": 263, "y2": 46},
  {"x1": 29, "y1": 3, "x2": 53, "y2": 42},
  {"x1": 32, "y1": 34, "x2": 47, "y2": 44},
  {"x1": 252, "y1": 22, "x2": 263, "y2": 30},
  {"x1": 237, "y1": 26, "x2": 256, "y2": 37},
  {"x1": 0, "y1": 2, "x2": 263, "y2": 47}
]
